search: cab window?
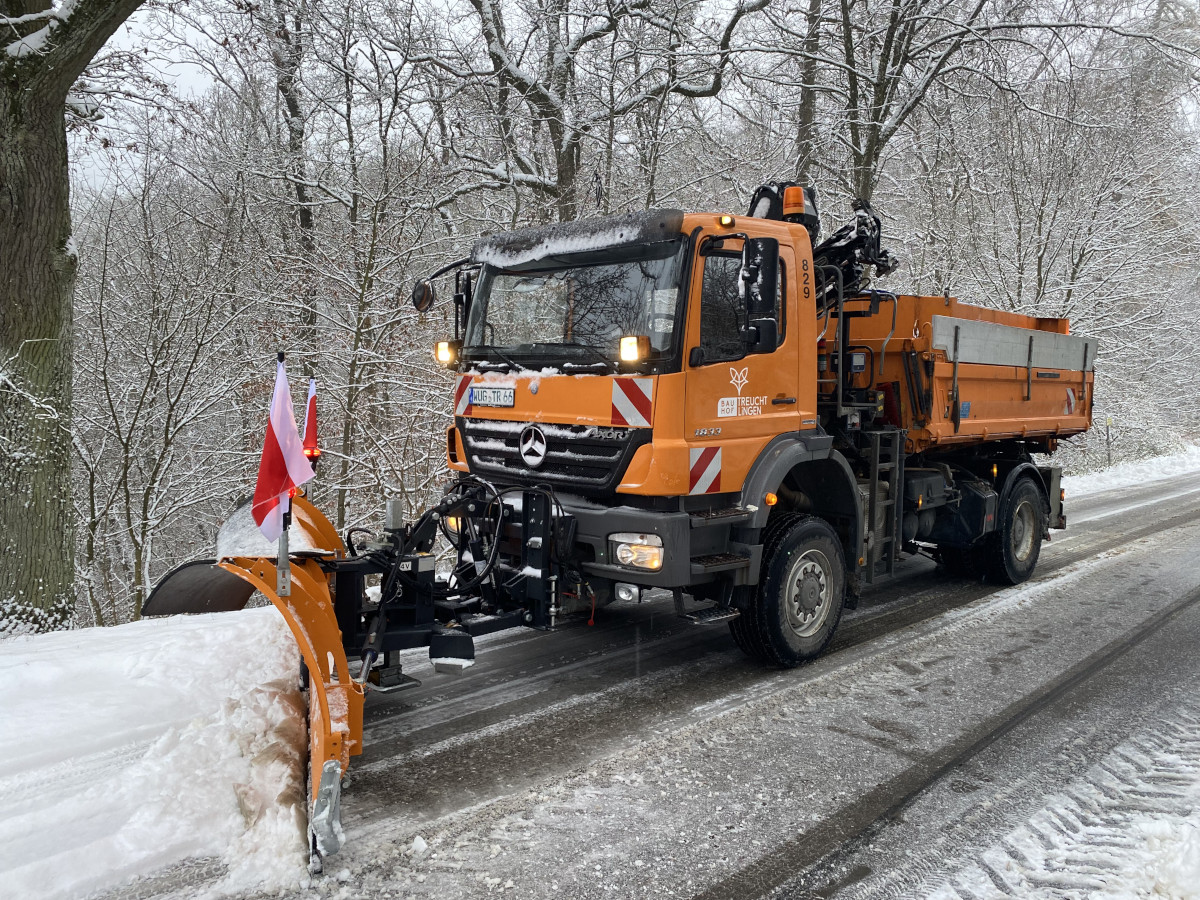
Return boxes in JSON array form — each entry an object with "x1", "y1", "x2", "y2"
[{"x1": 698, "y1": 251, "x2": 784, "y2": 363}]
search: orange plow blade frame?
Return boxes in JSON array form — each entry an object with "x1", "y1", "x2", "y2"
[
  {"x1": 215, "y1": 496, "x2": 364, "y2": 859},
  {"x1": 217, "y1": 555, "x2": 364, "y2": 855}
]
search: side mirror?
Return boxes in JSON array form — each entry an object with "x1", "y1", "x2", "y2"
[
  {"x1": 411, "y1": 279, "x2": 435, "y2": 313},
  {"x1": 745, "y1": 318, "x2": 779, "y2": 354},
  {"x1": 740, "y1": 237, "x2": 778, "y2": 318}
]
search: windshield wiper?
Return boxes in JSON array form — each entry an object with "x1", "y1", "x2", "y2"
[{"x1": 466, "y1": 344, "x2": 523, "y2": 371}]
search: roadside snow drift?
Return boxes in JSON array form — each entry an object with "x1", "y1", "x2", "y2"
[
  {"x1": 1062, "y1": 444, "x2": 1200, "y2": 498},
  {"x1": 0, "y1": 605, "x2": 307, "y2": 899}
]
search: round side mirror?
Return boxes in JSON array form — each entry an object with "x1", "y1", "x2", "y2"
[{"x1": 411, "y1": 279, "x2": 435, "y2": 313}]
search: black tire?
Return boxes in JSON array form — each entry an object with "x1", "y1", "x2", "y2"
[
  {"x1": 728, "y1": 606, "x2": 755, "y2": 656},
  {"x1": 983, "y1": 477, "x2": 1046, "y2": 584},
  {"x1": 730, "y1": 514, "x2": 846, "y2": 667},
  {"x1": 730, "y1": 513, "x2": 797, "y2": 663}
]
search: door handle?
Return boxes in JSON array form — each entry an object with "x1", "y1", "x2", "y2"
[{"x1": 772, "y1": 397, "x2": 797, "y2": 405}]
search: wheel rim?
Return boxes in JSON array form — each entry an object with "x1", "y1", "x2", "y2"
[
  {"x1": 784, "y1": 548, "x2": 833, "y2": 638},
  {"x1": 1011, "y1": 499, "x2": 1037, "y2": 562}
]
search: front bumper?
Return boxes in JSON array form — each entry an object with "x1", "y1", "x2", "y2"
[{"x1": 559, "y1": 497, "x2": 706, "y2": 588}]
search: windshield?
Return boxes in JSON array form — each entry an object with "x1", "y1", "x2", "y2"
[{"x1": 465, "y1": 239, "x2": 686, "y2": 367}]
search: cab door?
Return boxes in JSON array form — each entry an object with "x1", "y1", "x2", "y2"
[{"x1": 683, "y1": 232, "x2": 800, "y2": 497}]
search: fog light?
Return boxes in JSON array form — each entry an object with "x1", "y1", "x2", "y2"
[
  {"x1": 608, "y1": 532, "x2": 664, "y2": 570},
  {"x1": 615, "y1": 583, "x2": 639, "y2": 602}
]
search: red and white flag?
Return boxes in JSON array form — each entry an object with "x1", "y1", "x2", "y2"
[
  {"x1": 302, "y1": 377, "x2": 320, "y2": 460},
  {"x1": 252, "y1": 358, "x2": 315, "y2": 541}
]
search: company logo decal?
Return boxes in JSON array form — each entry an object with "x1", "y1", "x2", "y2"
[
  {"x1": 519, "y1": 424, "x2": 548, "y2": 468},
  {"x1": 717, "y1": 368, "x2": 767, "y2": 418}
]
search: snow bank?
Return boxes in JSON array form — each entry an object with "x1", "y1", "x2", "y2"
[
  {"x1": 0, "y1": 606, "x2": 308, "y2": 898},
  {"x1": 1063, "y1": 444, "x2": 1200, "y2": 499},
  {"x1": 1116, "y1": 811, "x2": 1200, "y2": 898}
]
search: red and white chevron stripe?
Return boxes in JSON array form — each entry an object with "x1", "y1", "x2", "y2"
[
  {"x1": 611, "y1": 378, "x2": 653, "y2": 427},
  {"x1": 454, "y1": 375, "x2": 473, "y2": 417},
  {"x1": 689, "y1": 447, "x2": 722, "y2": 495}
]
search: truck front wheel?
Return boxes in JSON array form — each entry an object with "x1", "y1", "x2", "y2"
[
  {"x1": 731, "y1": 515, "x2": 846, "y2": 667},
  {"x1": 984, "y1": 477, "x2": 1046, "y2": 584}
]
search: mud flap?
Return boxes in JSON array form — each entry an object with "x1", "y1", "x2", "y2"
[{"x1": 142, "y1": 560, "x2": 256, "y2": 616}]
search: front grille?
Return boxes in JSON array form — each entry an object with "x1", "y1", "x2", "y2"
[{"x1": 459, "y1": 418, "x2": 651, "y2": 495}]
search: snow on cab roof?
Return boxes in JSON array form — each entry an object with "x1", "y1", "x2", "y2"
[{"x1": 471, "y1": 209, "x2": 685, "y2": 269}]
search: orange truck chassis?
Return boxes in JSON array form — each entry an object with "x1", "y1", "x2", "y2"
[{"x1": 148, "y1": 182, "x2": 1094, "y2": 864}]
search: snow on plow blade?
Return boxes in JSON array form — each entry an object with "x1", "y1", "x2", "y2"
[
  {"x1": 142, "y1": 496, "x2": 342, "y2": 617},
  {"x1": 144, "y1": 496, "x2": 363, "y2": 866}
]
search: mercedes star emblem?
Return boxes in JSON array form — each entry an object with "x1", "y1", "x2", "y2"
[{"x1": 519, "y1": 424, "x2": 548, "y2": 468}]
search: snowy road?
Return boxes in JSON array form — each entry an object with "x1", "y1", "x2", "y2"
[
  {"x1": 295, "y1": 462, "x2": 1200, "y2": 899},
  {"x1": 31, "y1": 454, "x2": 1200, "y2": 900}
]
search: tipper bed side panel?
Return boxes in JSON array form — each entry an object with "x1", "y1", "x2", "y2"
[{"x1": 844, "y1": 295, "x2": 1095, "y2": 451}]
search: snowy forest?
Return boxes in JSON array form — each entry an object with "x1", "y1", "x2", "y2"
[{"x1": 3, "y1": 0, "x2": 1199, "y2": 633}]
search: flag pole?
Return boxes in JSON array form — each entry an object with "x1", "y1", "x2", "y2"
[{"x1": 277, "y1": 351, "x2": 292, "y2": 598}]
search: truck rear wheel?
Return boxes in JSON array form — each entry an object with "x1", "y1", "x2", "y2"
[
  {"x1": 731, "y1": 514, "x2": 845, "y2": 667},
  {"x1": 984, "y1": 477, "x2": 1046, "y2": 584}
]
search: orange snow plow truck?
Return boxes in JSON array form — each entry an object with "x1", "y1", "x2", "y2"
[{"x1": 145, "y1": 183, "x2": 1095, "y2": 865}]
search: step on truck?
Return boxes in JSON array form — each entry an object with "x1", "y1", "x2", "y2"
[{"x1": 146, "y1": 182, "x2": 1096, "y2": 865}]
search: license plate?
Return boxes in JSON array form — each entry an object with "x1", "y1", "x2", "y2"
[{"x1": 470, "y1": 386, "x2": 514, "y2": 408}]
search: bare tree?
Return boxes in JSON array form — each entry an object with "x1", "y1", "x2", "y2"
[
  {"x1": 72, "y1": 145, "x2": 251, "y2": 624},
  {"x1": 416, "y1": 0, "x2": 769, "y2": 221}
]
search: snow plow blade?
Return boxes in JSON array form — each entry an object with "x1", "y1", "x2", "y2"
[
  {"x1": 217, "y1": 553, "x2": 364, "y2": 863},
  {"x1": 144, "y1": 495, "x2": 362, "y2": 865}
]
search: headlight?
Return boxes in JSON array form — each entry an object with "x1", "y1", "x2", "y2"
[
  {"x1": 435, "y1": 340, "x2": 461, "y2": 366},
  {"x1": 608, "y1": 532, "x2": 663, "y2": 571},
  {"x1": 443, "y1": 515, "x2": 461, "y2": 537},
  {"x1": 619, "y1": 335, "x2": 650, "y2": 362}
]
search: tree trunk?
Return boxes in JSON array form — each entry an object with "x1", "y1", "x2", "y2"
[
  {"x1": 272, "y1": 1, "x2": 319, "y2": 377},
  {"x1": 1, "y1": 0, "x2": 146, "y2": 631},
  {"x1": 0, "y1": 80, "x2": 76, "y2": 632},
  {"x1": 793, "y1": 0, "x2": 823, "y2": 182}
]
